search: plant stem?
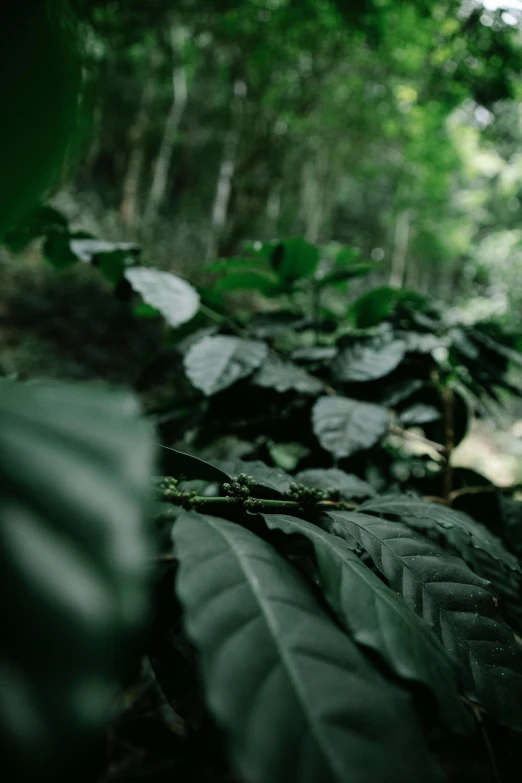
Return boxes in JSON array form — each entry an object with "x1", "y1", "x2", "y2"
[
  {"x1": 442, "y1": 387, "x2": 455, "y2": 500},
  {"x1": 388, "y1": 424, "x2": 447, "y2": 455},
  {"x1": 163, "y1": 494, "x2": 357, "y2": 514}
]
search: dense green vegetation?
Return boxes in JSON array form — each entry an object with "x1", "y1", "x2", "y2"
[{"x1": 3, "y1": 2, "x2": 522, "y2": 782}]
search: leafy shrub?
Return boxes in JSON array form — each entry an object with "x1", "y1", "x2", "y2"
[{"x1": 4, "y1": 211, "x2": 522, "y2": 781}]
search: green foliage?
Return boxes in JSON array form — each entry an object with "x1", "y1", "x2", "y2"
[
  {"x1": 0, "y1": 380, "x2": 155, "y2": 782},
  {"x1": 5, "y1": 209, "x2": 522, "y2": 781}
]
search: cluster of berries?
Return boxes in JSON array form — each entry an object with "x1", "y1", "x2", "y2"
[
  {"x1": 157, "y1": 477, "x2": 199, "y2": 509},
  {"x1": 286, "y1": 483, "x2": 327, "y2": 506},
  {"x1": 222, "y1": 474, "x2": 257, "y2": 499}
]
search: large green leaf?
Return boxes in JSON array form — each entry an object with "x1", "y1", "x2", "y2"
[
  {"x1": 271, "y1": 237, "x2": 320, "y2": 281},
  {"x1": 253, "y1": 356, "x2": 324, "y2": 395},
  {"x1": 215, "y1": 270, "x2": 282, "y2": 296},
  {"x1": 216, "y1": 457, "x2": 293, "y2": 497},
  {"x1": 312, "y1": 396, "x2": 389, "y2": 458},
  {"x1": 359, "y1": 496, "x2": 522, "y2": 575},
  {"x1": 0, "y1": 380, "x2": 155, "y2": 782},
  {"x1": 263, "y1": 514, "x2": 472, "y2": 737},
  {"x1": 295, "y1": 468, "x2": 375, "y2": 499},
  {"x1": 324, "y1": 510, "x2": 522, "y2": 729},
  {"x1": 173, "y1": 512, "x2": 442, "y2": 783},
  {"x1": 125, "y1": 267, "x2": 200, "y2": 328},
  {"x1": 159, "y1": 446, "x2": 230, "y2": 485},
  {"x1": 317, "y1": 264, "x2": 374, "y2": 288},
  {"x1": 332, "y1": 335, "x2": 407, "y2": 383},
  {"x1": 349, "y1": 287, "x2": 398, "y2": 328},
  {"x1": 184, "y1": 335, "x2": 268, "y2": 396}
]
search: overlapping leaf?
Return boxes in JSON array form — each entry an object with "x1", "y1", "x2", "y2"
[
  {"x1": 359, "y1": 495, "x2": 522, "y2": 575},
  {"x1": 312, "y1": 396, "x2": 389, "y2": 458},
  {"x1": 324, "y1": 510, "x2": 522, "y2": 729},
  {"x1": 174, "y1": 512, "x2": 442, "y2": 783},
  {"x1": 295, "y1": 468, "x2": 375, "y2": 499},
  {"x1": 253, "y1": 356, "x2": 324, "y2": 395},
  {"x1": 0, "y1": 380, "x2": 154, "y2": 781},
  {"x1": 332, "y1": 335, "x2": 406, "y2": 383},
  {"x1": 263, "y1": 514, "x2": 472, "y2": 736},
  {"x1": 216, "y1": 457, "x2": 293, "y2": 497},
  {"x1": 184, "y1": 335, "x2": 268, "y2": 396},
  {"x1": 125, "y1": 267, "x2": 200, "y2": 328}
]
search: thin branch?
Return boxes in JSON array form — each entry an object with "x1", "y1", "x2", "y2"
[{"x1": 388, "y1": 424, "x2": 447, "y2": 455}]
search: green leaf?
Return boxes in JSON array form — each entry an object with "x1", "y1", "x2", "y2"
[
  {"x1": 317, "y1": 264, "x2": 374, "y2": 289},
  {"x1": 69, "y1": 238, "x2": 140, "y2": 264},
  {"x1": 359, "y1": 496, "x2": 522, "y2": 576},
  {"x1": 295, "y1": 468, "x2": 375, "y2": 499},
  {"x1": 383, "y1": 379, "x2": 424, "y2": 407},
  {"x1": 253, "y1": 356, "x2": 324, "y2": 395},
  {"x1": 291, "y1": 346, "x2": 338, "y2": 363},
  {"x1": 263, "y1": 514, "x2": 472, "y2": 737},
  {"x1": 271, "y1": 237, "x2": 320, "y2": 282},
  {"x1": 312, "y1": 396, "x2": 389, "y2": 458},
  {"x1": 332, "y1": 336, "x2": 407, "y2": 383},
  {"x1": 0, "y1": 380, "x2": 154, "y2": 781},
  {"x1": 174, "y1": 512, "x2": 443, "y2": 783},
  {"x1": 349, "y1": 286, "x2": 399, "y2": 328},
  {"x1": 43, "y1": 231, "x2": 80, "y2": 269},
  {"x1": 125, "y1": 267, "x2": 200, "y2": 328},
  {"x1": 324, "y1": 510, "x2": 522, "y2": 729},
  {"x1": 216, "y1": 457, "x2": 293, "y2": 497},
  {"x1": 2, "y1": 205, "x2": 68, "y2": 252},
  {"x1": 184, "y1": 335, "x2": 268, "y2": 396},
  {"x1": 249, "y1": 312, "x2": 309, "y2": 338},
  {"x1": 268, "y1": 441, "x2": 310, "y2": 472},
  {"x1": 159, "y1": 446, "x2": 230, "y2": 485},
  {"x1": 399, "y1": 404, "x2": 441, "y2": 427},
  {"x1": 215, "y1": 270, "x2": 281, "y2": 296}
]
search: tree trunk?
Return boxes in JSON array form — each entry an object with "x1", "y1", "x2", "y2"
[
  {"x1": 206, "y1": 80, "x2": 246, "y2": 262},
  {"x1": 389, "y1": 209, "x2": 412, "y2": 288},
  {"x1": 143, "y1": 25, "x2": 189, "y2": 226},
  {"x1": 120, "y1": 52, "x2": 158, "y2": 229}
]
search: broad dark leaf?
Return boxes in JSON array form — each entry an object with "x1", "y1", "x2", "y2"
[
  {"x1": 333, "y1": 335, "x2": 407, "y2": 383},
  {"x1": 249, "y1": 312, "x2": 309, "y2": 338},
  {"x1": 0, "y1": 380, "x2": 154, "y2": 781},
  {"x1": 184, "y1": 335, "x2": 268, "y2": 396},
  {"x1": 216, "y1": 457, "x2": 293, "y2": 497},
  {"x1": 349, "y1": 287, "x2": 398, "y2": 328},
  {"x1": 174, "y1": 512, "x2": 442, "y2": 783},
  {"x1": 312, "y1": 396, "x2": 389, "y2": 458},
  {"x1": 272, "y1": 237, "x2": 320, "y2": 281},
  {"x1": 125, "y1": 267, "x2": 200, "y2": 328},
  {"x1": 359, "y1": 496, "x2": 522, "y2": 576},
  {"x1": 295, "y1": 468, "x2": 375, "y2": 499},
  {"x1": 159, "y1": 446, "x2": 230, "y2": 485},
  {"x1": 263, "y1": 514, "x2": 472, "y2": 737},
  {"x1": 325, "y1": 510, "x2": 522, "y2": 729},
  {"x1": 253, "y1": 356, "x2": 324, "y2": 395},
  {"x1": 215, "y1": 270, "x2": 281, "y2": 296}
]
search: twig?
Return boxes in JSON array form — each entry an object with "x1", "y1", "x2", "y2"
[
  {"x1": 442, "y1": 387, "x2": 455, "y2": 499},
  {"x1": 388, "y1": 424, "x2": 447, "y2": 455}
]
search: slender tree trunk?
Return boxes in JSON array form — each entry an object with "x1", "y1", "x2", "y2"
[
  {"x1": 143, "y1": 25, "x2": 189, "y2": 226},
  {"x1": 301, "y1": 147, "x2": 329, "y2": 244},
  {"x1": 206, "y1": 80, "x2": 246, "y2": 262},
  {"x1": 120, "y1": 52, "x2": 158, "y2": 229},
  {"x1": 389, "y1": 208, "x2": 411, "y2": 288},
  {"x1": 265, "y1": 182, "x2": 282, "y2": 239}
]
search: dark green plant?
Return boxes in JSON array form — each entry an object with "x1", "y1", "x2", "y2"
[{"x1": 8, "y1": 212, "x2": 522, "y2": 781}]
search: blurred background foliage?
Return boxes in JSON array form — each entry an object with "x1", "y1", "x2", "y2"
[{"x1": 3, "y1": 0, "x2": 522, "y2": 467}]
